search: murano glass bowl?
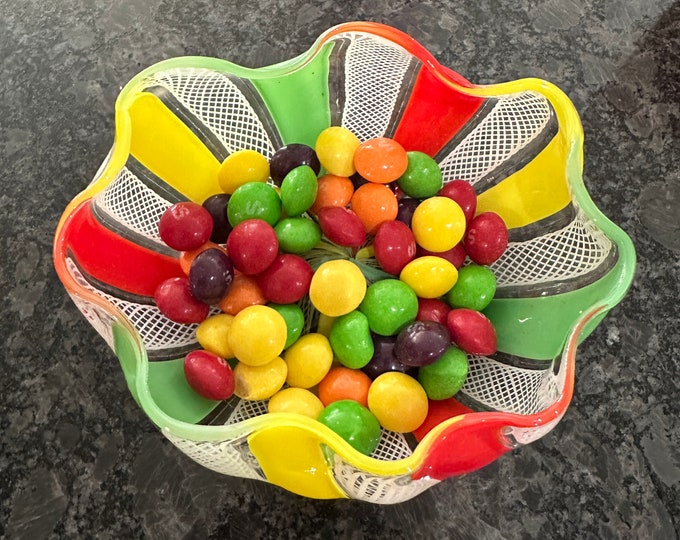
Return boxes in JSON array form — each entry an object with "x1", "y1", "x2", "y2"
[{"x1": 53, "y1": 22, "x2": 635, "y2": 502}]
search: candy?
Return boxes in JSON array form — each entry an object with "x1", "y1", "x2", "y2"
[
  {"x1": 360, "y1": 279, "x2": 418, "y2": 336},
  {"x1": 446, "y1": 308, "x2": 497, "y2": 356},
  {"x1": 329, "y1": 310, "x2": 374, "y2": 369},
  {"x1": 309, "y1": 259, "x2": 367, "y2": 317},
  {"x1": 399, "y1": 256, "x2": 458, "y2": 299},
  {"x1": 179, "y1": 242, "x2": 226, "y2": 276},
  {"x1": 318, "y1": 366, "x2": 373, "y2": 408},
  {"x1": 268, "y1": 303, "x2": 305, "y2": 349},
  {"x1": 269, "y1": 143, "x2": 321, "y2": 185},
  {"x1": 350, "y1": 182, "x2": 399, "y2": 234},
  {"x1": 188, "y1": 248, "x2": 234, "y2": 305},
  {"x1": 196, "y1": 313, "x2": 235, "y2": 359},
  {"x1": 202, "y1": 193, "x2": 232, "y2": 243},
  {"x1": 217, "y1": 273, "x2": 267, "y2": 315},
  {"x1": 416, "y1": 297, "x2": 451, "y2": 326},
  {"x1": 225, "y1": 219, "x2": 279, "y2": 275},
  {"x1": 315, "y1": 126, "x2": 361, "y2": 177},
  {"x1": 417, "y1": 346, "x2": 469, "y2": 400},
  {"x1": 396, "y1": 197, "x2": 420, "y2": 227},
  {"x1": 280, "y1": 165, "x2": 318, "y2": 217},
  {"x1": 415, "y1": 243, "x2": 467, "y2": 269},
  {"x1": 310, "y1": 174, "x2": 354, "y2": 214},
  {"x1": 367, "y1": 372, "x2": 428, "y2": 433},
  {"x1": 267, "y1": 387, "x2": 324, "y2": 419},
  {"x1": 217, "y1": 149, "x2": 270, "y2": 194},
  {"x1": 362, "y1": 334, "x2": 416, "y2": 380},
  {"x1": 373, "y1": 220, "x2": 417, "y2": 275},
  {"x1": 274, "y1": 217, "x2": 321, "y2": 254},
  {"x1": 438, "y1": 180, "x2": 477, "y2": 224},
  {"x1": 353, "y1": 137, "x2": 408, "y2": 184},
  {"x1": 227, "y1": 305, "x2": 288, "y2": 366},
  {"x1": 256, "y1": 254, "x2": 314, "y2": 304},
  {"x1": 446, "y1": 264, "x2": 496, "y2": 311},
  {"x1": 464, "y1": 212, "x2": 509, "y2": 265},
  {"x1": 283, "y1": 333, "x2": 333, "y2": 388},
  {"x1": 233, "y1": 357, "x2": 287, "y2": 400},
  {"x1": 183, "y1": 350, "x2": 235, "y2": 401},
  {"x1": 317, "y1": 206, "x2": 366, "y2": 247},
  {"x1": 154, "y1": 277, "x2": 210, "y2": 324},
  {"x1": 158, "y1": 202, "x2": 213, "y2": 251},
  {"x1": 394, "y1": 320, "x2": 451, "y2": 367},
  {"x1": 397, "y1": 151, "x2": 443, "y2": 198},
  {"x1": 317, "y1": 400, "x2": 382, "y2": 455},
  {"x1": 227, "y1": 182, "x2": 281, "y2": 227},
  {"x1": 411, "y1": 197, "x2": 466, "y2": 253}
]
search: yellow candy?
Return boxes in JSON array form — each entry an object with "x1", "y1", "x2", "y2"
[
  {"x1": 267, "y1": 387, "x2": 325, "y2": 419},
  {"x1": 399, "y1": 256, "x2": 459, "y2": 299},
  {"x1": 411, "y1": 196, "x2": 466, "y2": 253},
  {"x1": 367, "y1": 372, "x2": 428, "y2": 433},
  {"x1": 315, "y1": 126, "x2": 361, "y2": 177},
  {"x1": 217, "y1": 149, "x2": 270, "y2": 194},
  {"x1": 284, "y1": 333, "x2": 333, "y2": 389},
  {"x1": 309, "y1": 260, "x2": 367, "y2": 317},
  {"x1": 228, "y1": 305, "x2": 287, "y2": 366},
  {"x1": 195, "y1": 313, "x2": 235, "y2": 359},
  {"x1": 233, "y1": 357, "x2": 287, "y2": 400}
]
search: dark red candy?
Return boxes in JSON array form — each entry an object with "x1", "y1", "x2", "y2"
[
  {"x1": 416, "y1": 297, "x2": 451, "y2": 326},
  {"x1": 464, "y1": 212, "x2": 508, "y2": 265},
  {"x1": 396, "y1": 197, "x2": 421, "y2": 227},
  {"x1": 257, "y1": 254, "x2": 314, "y2": 304},
  {"x1": 373, "y1": 220, "x2": 417, "y2": 275},
  {"x1": 318, "y1": 206, "x2": 366, "y2": 247},
  {"x1": 394, "y1": 320, "x2": 452, "y2": 367},
  {"x1": 202, "y1": 193, "x2": 232, "y2": 243},
  {"x1": 154, "y1": 276, "x2": 210, "y2": 324},
  {"x1": 184, "y1": 350, "x2": 235, "y2": 400},
  {"x1": 362, "y1": 334, "x2": 417, "y2": 380},
  {"x1": 189, "y1": 248, "x2": 234, "y2": 305},
  {"x1": 446, "y1": 308, "x2": 497, "y2": 356},
  {"x1": 159, "y1": 202, "x2": 213, "y2": 251},
  {"x1": 416, "y1": 242, "x2": 467, "y2": 269},
  {"x1": 439, "y1": 180, "x2": 477, "y2": 224},
  {"x1": 226, "y1": 219, "x2": 279, "y2": 275},
  {"x1": 269, "y1": 143, "x2": 321, "y2": 185}
]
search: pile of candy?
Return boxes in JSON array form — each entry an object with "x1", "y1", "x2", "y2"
[{"x1": 153, "y1": 126, "x2": 508, "y2": 456}]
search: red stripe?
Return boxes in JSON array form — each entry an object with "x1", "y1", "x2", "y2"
[
  {"x1": 63, "y1": 200, "x2": 184, "y2": 297},
  {"x1": 393, "y1": 67, "x2": 486, "y2": 156}
]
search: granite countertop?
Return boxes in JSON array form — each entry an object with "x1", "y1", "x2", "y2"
[{"x1": 2, "y1": 0, "x2": 679, "y2": 538}]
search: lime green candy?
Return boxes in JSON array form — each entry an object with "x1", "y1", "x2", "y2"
[
  {"x1": 417, "y1": 346, "x2": 469, "y2": 400},
  {"x1": 275, "y1": 217, "x2": 322, "y2": 254},
  {"x1": 268, "y1": 303, "x2": 305, "y2": 349},
  {"x1": 359, "y1": 279, "x2": 418, "y2": 336},
  {"x1": 317, "y1": 399, "x2": 381, "y2": 455},
  {"x1": 329, "y1": 310, "x2": 374, "y2": 369},
  {"x1": 397, "y1": 151, "x2": 443, "y2": 198},
  {"x1": 446, "y1": 264, "x2": 496, "y2": 311},
  {"x1": 280, "y1": 165, "x2": 318, "y2": 216},
  {"x1": 227, "y1": 181, "x2": 282, "y2": 227}
]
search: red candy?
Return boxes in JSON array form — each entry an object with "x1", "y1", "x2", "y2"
[
  {"x1": 464, "y1": 212, "x2": 508, "y2": 265},
  {"x1": 416, "y1": 297, "x2": 451, "y2": 326},
  {"x1": 416, "y1": 242, "x2": 467, "y2": 269},
  {"x1": 317, "y1": 206, "x2": 366, "y2": 247},
  {"x1": 158, "y1": 202, "x2": 213, "y2": 251},
  {"x1": 257, "y1": 254, "x2": 314, "y2": 304},
  {"x1": 446, "y1": 308, "x2": 497, "y2": 356},
  {"x1": 226, "y1": 219, "x2": 279, "y2": 274},
  {"x1": 184, "y1": 349, "x2": 235, "y2": 400},
  {"x1": 373, "y1": 220, "x2": 417, "y2": 275},
  {"x1": 154, "y1": 276, "x2": 210, "y2": 324}
]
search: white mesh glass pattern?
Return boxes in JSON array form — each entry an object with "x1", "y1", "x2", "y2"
[
  {"x1": 94, "y1": 166, "x2": 172, "y2": 247},
  {"x1": 461, "y1": 356, "x2": 560, "y2": 415},
  {"x1": 438, "y1": 91, "x2": 553, "y2": 185},
  {"x1": 336, "y1": 33, "x2": 416, "y2": 141},
  {"x1": 491, "y1": 207, "x2": 614, "y2": 288},
  {"x1": 148, "y1": 69, "x2": 277, "y2": 157}
]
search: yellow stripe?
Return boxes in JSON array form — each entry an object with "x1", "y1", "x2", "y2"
[
  {"x1": 476, "y1": 134, "x2": 572, "y2": 229},
  {"x1": 128, "y1": 92, "x2": 222, "y2": 203}
]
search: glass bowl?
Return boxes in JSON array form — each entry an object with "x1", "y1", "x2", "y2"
[{"x1": 53, "y1": 22, "x2": 635, "y2": 502}]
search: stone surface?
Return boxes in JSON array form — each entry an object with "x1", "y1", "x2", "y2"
[{"x1": 1, "y1": 0, "x2": 679, "y2": 538}]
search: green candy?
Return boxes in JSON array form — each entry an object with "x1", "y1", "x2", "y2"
[
  {"x1": 268, "y1": 303, "x2": 305, "y2": 349},
  {"x1": 329, "y1": 310, "x2": 374, "y2": 369},
  {"x1": 317, "y1": 400, "x2": 381, "y2": 456},
  {"x1": 359, "y1": 279, "x2": 418, "y2": 336},
  {"x1": 280, "y1": 165, "x2": 318, "y2": 216},
  {"x1": 274, "y1": 217, "x2": 322, "y2": 254},
  {"x1": 227, "y1": 181, "x2": 281, "y2": 227},
  {"x1": 397, "y1": 151, "x2": 443, "y2": 198},
  {"x1": 446, "y1": 264, "x2": 497, "y2": 311},
  {"x1": 418, "y1": 346, "x2": 469, "y2": 400}
]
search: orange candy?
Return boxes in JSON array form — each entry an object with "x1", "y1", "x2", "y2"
[
  {"x1": 318, "y1": 366, "x2": 372, "y2": 408},
  {"x1": 353, "y1": 137, "x2": 408, "y2": 184},
  {"x1": 217, "y1": 273, "x2": 267, "y2": 315},
  {"x1": 179, "y1": 242, "x2": 227, "y2": 275},
  {"x1": 309, "y1": 174, "x2": 354, "y2": 215},
  {"x1": 350, "y1": 183, "x2": 398, "y2": 234}
]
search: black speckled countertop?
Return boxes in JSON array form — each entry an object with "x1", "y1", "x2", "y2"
[{"x1": 2, "y1": 1, "x2": 679, "y2": 538}]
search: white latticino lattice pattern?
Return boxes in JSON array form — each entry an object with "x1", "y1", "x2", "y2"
[
  {"x1": 338, "y1": 33, "x2": 416, "y2": 140},
  {"x1": 438, "y1": 91, "x2": 553, "y2": 185},
  {"x1": 491, "y1": 207, "x2": 614, "y2": 288},
  {"x1": 66, "y1": 258, "x2": 201, "y2": 353},
  {"x1": 69, "y1": 294, "x2": 117, "y2": 351},
  {"x1": 331, "y1": 454, "x2": 440, "y2": 504},
  {"x1": 94, "y1": 167, "x2": 172, "y2": 246},
  {"x1": 462, "y1": 356, "x2": 560, "y2": 415},
  {"x1": 148, "y1": 68, "x2": 276, "y2": 157}
]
